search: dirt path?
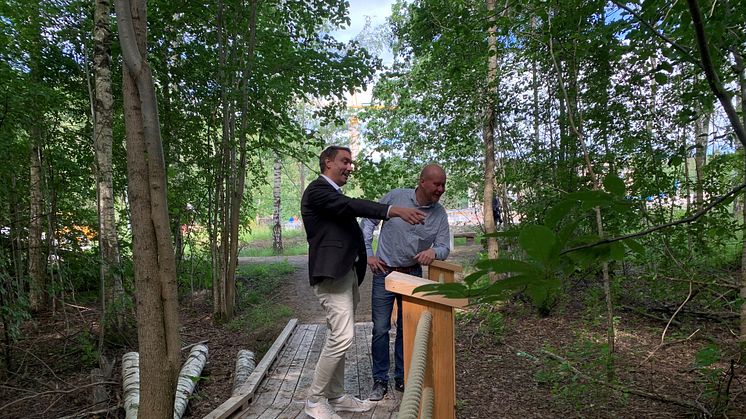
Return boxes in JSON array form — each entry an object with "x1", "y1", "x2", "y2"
[{"x1": 237, "y1": 244, "x2": 481, "y2": 324}]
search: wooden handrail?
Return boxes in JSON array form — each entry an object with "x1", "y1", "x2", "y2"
[
  {"x1": 428, "y1": 260, "x2": 462, "y2": 283},
  {"x1": 386, "y1": 262, "x2": 465, "y2": 419}
]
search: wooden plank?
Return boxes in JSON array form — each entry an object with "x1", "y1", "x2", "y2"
[
  {"x1": 251, "y1": 324, "x2": 311, "y2": 418},
  {"x1": 385, "y1": 272, "x2": 468, "y2": 308},
  {"x1": 343, "y1": 325, "x2": 360, "y2": 398},
  {"x1": 428, "y1": 260, "x2": 463, "y2": 273},
  {"x1": 203, "y1": 318, "x2": 298, "y2": 419},
  {"x1": 363, "y1": 322, "x2": 401, "y2": 419},
  {"x1": 263, "y1": 324, "x2": 318, "y2": 418},
  {"x1": 355, "y1": 322, "x2": 373, "y2": 399},
  {"x1": 401, "y1": 299, "x2": 456, "y2": 419},
  {"x1": 427, "y1": 260, "x2": 461, "y2": 284},
  {"x1": 271, "y1": 324, "x2": 326, "y2": 419}
]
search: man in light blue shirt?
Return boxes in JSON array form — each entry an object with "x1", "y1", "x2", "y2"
[{"x1": 360, "y1": 164, "x2": 450, "y2": 401}]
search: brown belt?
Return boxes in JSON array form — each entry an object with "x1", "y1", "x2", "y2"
[{"x1": 383, "y1": 264, "x2": 420, "y2": 274}]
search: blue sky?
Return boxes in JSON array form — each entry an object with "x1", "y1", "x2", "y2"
[
  {"x1": 330, "y1": 0, "x2": 395, "y2": 43},
  {"x1": 331, "y1": 0, "x2": 396, "y2": 105}
]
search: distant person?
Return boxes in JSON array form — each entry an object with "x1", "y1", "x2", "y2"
[
  {"x1": 301, "y1": 146, "x2": 426, "y2": 419},
  {"x1": 492, "y1": 196, "x2": 502, "y2": 224},
  {"x1": 361, "y1": 164, "x2": 450, "y2": 401}
]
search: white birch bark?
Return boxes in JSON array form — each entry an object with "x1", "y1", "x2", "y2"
[
  {"x1": 122, "y1": 352, "x2": 140, "y2": 419},
  {"x1": 232, "y1": 349, "x2": 256, "y2": 395},
  {"x1": 272, "y1": 155, "x2": 283, "y2": 254},
  {"x1": 173, "y1": 344, "x2": 208, "y2": 419}
]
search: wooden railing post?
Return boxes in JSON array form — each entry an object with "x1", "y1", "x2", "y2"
[
  {"x1": 427, "y1": 260, "x2": 462, "y2": 284},
  {"x1": 386, "y1": 269, "x2": 467, "y2": 419}
]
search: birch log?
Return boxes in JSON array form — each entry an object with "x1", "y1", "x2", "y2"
[
  {"x1": 232, "y1": 349, "x2": 256, "y2": 395},
  {"x1": 121, "y1": 352, "x2": 140, "y2": 419},
  {"x1": 173, "y1": 344, "x2": 208, "y2": 419}
]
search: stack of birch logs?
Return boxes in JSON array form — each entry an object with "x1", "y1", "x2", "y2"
[{"x1": 122, "y1": 346, "x2": 256, "y2": 418}]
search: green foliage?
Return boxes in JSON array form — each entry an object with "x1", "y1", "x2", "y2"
[
  {"x1": 236, "y1": 261, "x2": 295, "y2": 307},
  {"x1": 535, "y1": 340, "x2": 615, "y2": 413},
  {"x1": 689, "y1": 342, "x2": 738, "y2": 415},
  {"x1": 74, "y1": 331, "x2": 100, "y2": 368},
  {"x1": 227, "y1": 261, "x2": 295, "y2": 332},
  {"x1": 476, "y1": 306, "x2": 505, "y2": 344},
  {"x1": 240, "y1": 244, "x2": 308, "y2": 258}
]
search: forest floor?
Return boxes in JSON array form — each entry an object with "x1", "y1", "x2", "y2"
[{"x1": 1, "y1": 243, "x2": 745, "y2": 418}]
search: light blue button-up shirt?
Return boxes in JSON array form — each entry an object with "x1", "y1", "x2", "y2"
[{"x1": 361, "y1": 188, "x2": 450, "y2": 267}]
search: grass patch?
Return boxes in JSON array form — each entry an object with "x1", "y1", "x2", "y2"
[
  {"x1": 241, "y1": 243, "x2": 308, "y2": 257},
  {"x1": 239, "y1": 225, "x2": 305, "y2": 243},
  {"x1": 227, "y1": 261, "x2": 296, "y2": 332}
]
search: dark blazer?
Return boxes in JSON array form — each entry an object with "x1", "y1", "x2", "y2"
[{"x1": 301, "y1": 176, "x2": 389, "y2": 286}]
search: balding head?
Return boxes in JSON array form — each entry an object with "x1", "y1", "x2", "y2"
[
  {"x1": 416, "y1": 164, "x2": 446, "y2": 205},
  {"x1": 420, "y1": 164, "x2": 446, "y2": 182}
]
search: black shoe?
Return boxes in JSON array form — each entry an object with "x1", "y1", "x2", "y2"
[
  {"x1": 394, "y1": 377, "x2": 404, "y2": 392},
  {"x1": 369, "y1": 379, "x2": 388, "y2": 401}
]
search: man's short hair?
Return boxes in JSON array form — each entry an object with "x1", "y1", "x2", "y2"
[{"x1": 319, "y1": 146, "x2": 351, "y2": 173}]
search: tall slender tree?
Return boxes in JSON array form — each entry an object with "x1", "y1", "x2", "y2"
[
  {"x1": 272, "y1": 154, "x2": 283, "y2": 255},
  {"x1": 115, "y1": 0, "x2": 180, "y2": 415},
  {"x1": 93, "y1": 0, "x2": 124, "y2": 334}
]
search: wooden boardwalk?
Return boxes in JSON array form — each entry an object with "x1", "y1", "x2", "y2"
[{"x1": 238, "y1": 323, "x2": 401, "y2": 419}]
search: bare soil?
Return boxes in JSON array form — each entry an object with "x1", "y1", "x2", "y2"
[{"x1": 1, "y1": 244, "x2": 745, "y2": 418}]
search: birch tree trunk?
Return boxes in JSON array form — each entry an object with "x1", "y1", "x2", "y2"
[
  {"x1": 122, "y1": 352, "x2": 140, "y2": 419},
  {"x1": 272, "y1": 155, "x2": 283, "y2": 255},
  {"x1": 93, "y1": 0, "x2": 125, "y2": 333},
  {"x1": 482, "y1": 0, "x2": 499, "y2": 261},
  {"x1": 115, "y1": 1, "x2": 181, "y2": 417}
]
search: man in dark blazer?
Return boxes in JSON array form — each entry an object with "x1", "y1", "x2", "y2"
[{"x1": 301, "y1": 146, "x2": 425, "y2": 419}]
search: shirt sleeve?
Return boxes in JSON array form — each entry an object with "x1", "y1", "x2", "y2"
[
  {"x1": 431, "y1": 210, "x2": 451, "y2": 260},
  {"x1": 361, "y1": 191, "x2": 395, "y2": 257},
  {"x1": 361, "y1": 217, "x2": 381, "y2": 257}
]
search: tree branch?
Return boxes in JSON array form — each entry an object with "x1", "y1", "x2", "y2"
[
  {"x1": 0, "y1": 381, "x2": 118, "y2": 411},
  {"x1": 686, "y1": 0, "x2": 746, "y2": 147},
  {"x1": 113, "y1": 0, "x2": 142, "y2": 76},
  {"x1": 610, "y1": 1, "x2": 700, "y2": 67},
  {"x1": 561, "y1": 181, "x2": 746, "y2": 255},
  {"x1": 540, "y1": 349, "x2": 711, "y2": 416}
]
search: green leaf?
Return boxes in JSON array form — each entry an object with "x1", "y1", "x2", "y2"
[
  {"x1": 602, "y1": 173, "x2": 625, "y2": 196},
  {"x1": 623, "y1": 238, "x2": 646, "y2": 256},
  {"x1": 484, "y1": 230, "x2": 520, "y2": 238},
  {"x1": 478, "y1": 274, "x2": 537, "y2": 297},
  {"x1": 413, "y1": 282, "x2": 470, "y2": 299},
  {"x1": 463, "y1": 270, "x2": 487, "y2": 286},
  {"x1": 658, "y1": 61, "x2": 673, "y2": 73},
  {"x1": 546, "y1": 199, "x2": 576, "y2": 228},
  {"x1": 609, "y1": 241, "x2": 625, "y2": 261},
  {"x1": 566, "y1": 190, "x2": 614, "y2": 205},
  {"x1": 694, "y1": 343, "x2": 721, "y2": 368},
  {"x1": 519, "y1": 225, "x2": 557, "y2": 265},
  {"x1": 654, "y1": 72, "x2": 668, "y2": 84},
  {"x1": 476, "y1": 258, "x2": 541, "y2": 275},
  {"x1": 668, "y1": 155, "x2": 683, "y2": 167}
]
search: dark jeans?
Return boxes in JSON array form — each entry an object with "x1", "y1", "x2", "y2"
[{"x1": 371, "y1": 265, "x2": 422, "y2": 383}]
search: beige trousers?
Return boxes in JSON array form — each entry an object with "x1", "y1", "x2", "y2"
[{"x1": 307, "y1": 268, "x2": 359, "y2": 401}]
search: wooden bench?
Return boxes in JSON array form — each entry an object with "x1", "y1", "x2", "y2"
[{"x1": 453, "y1": 231, "x2": 477, "y2": 245}]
